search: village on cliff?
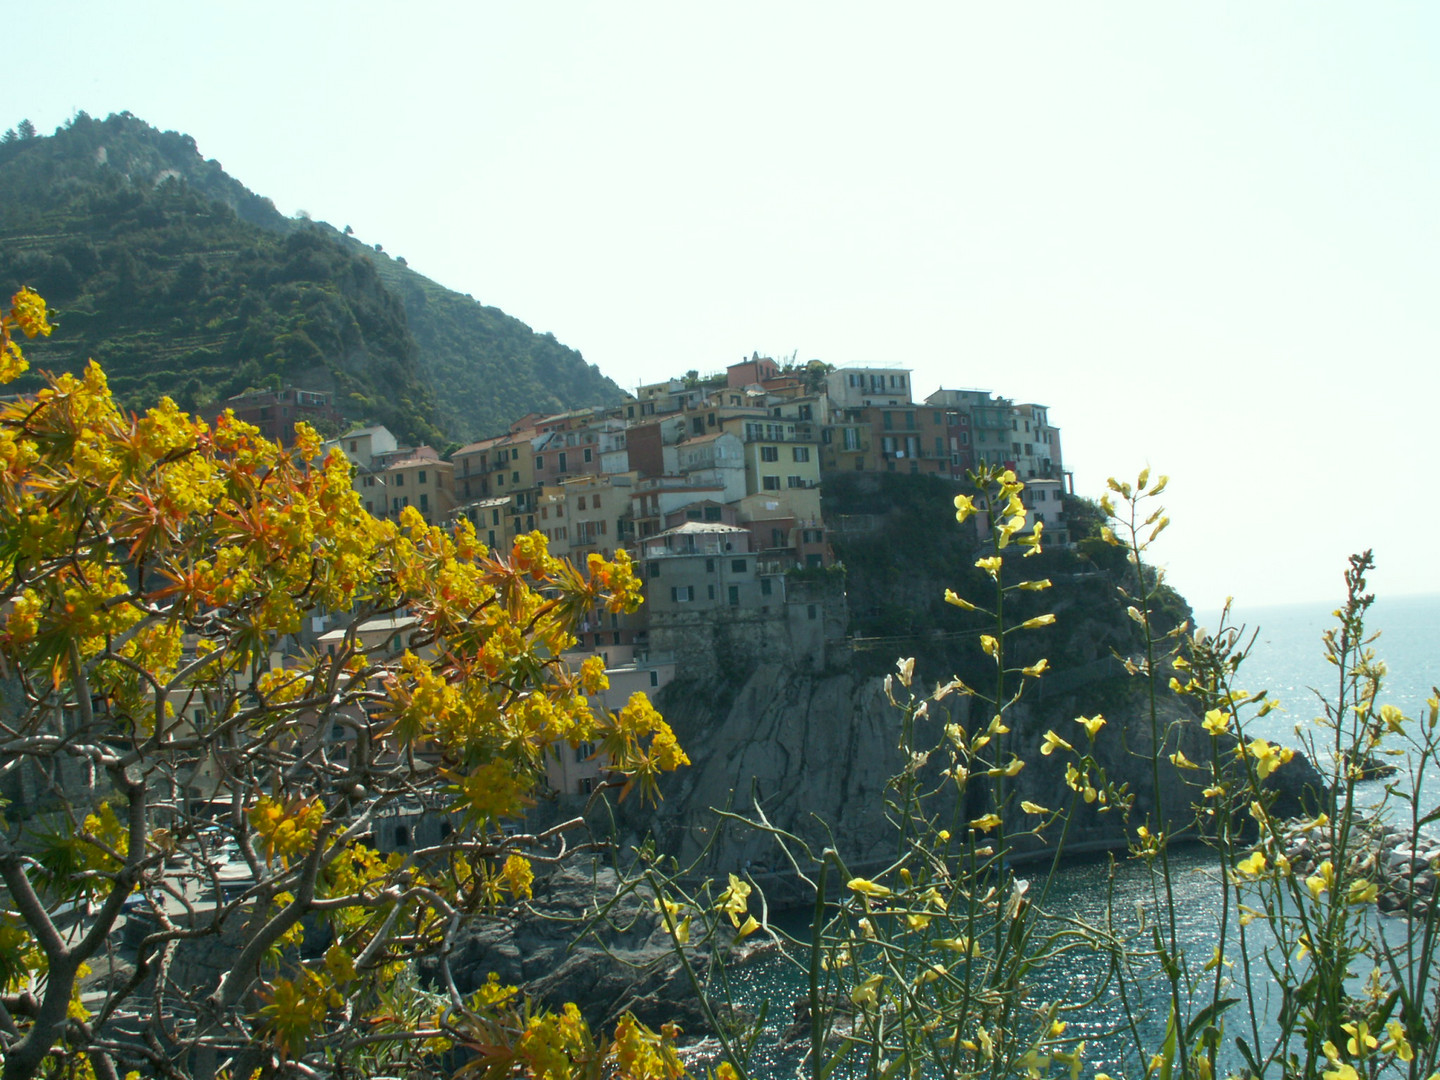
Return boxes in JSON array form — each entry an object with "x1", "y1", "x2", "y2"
[{"x1": 216, "y1": 357, "x2": 1072, "y2": 845}]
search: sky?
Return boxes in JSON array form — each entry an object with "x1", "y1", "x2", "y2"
[{"x1": 12, "y1": 3, "x2": 1439, "y2": 614}]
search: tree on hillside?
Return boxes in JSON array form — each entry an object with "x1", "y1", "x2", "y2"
[{"x1": 0, "y1": 287, "x2": 690, "y2": 1079}]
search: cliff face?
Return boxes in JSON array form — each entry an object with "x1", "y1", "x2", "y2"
[
  {"x1": 614, "y1": 590, "x2": 1323, "y2": 904},
  {"x1": 597, "y1": 477, "x2": 1325, "y2": 897}
]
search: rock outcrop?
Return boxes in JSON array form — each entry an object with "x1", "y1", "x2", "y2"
[
  {"x1": 442, "y1": 862, "x2": 747, "y2": 1034},
  {"x1": 610, "y1": 653, "x2": 1324, "y2": 908}
]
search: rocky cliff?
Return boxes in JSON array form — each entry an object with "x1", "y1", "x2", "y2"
[
  {"x1": 602, "y1": 477, "x2": 1324, "y2": 905},
  {"x1": 618, "y1": 648, "x2": 1321, "y2": 910}
]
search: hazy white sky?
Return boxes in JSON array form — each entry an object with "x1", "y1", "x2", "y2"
[{"x1": 12, "y1": 3, "x2": 1439, "y2": 613}]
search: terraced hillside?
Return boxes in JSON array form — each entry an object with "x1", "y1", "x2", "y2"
[{"x1": 0, "y1": 112, "x2": 624, "y2": 444}]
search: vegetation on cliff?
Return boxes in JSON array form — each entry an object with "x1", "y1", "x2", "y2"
[{"x1": 0, "y1": 113, "x2": 624, "y2": 446}]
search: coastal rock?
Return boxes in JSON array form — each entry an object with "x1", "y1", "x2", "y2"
[
  {"x1": 1278, "y1": 819, "x2": 1440, "y2": 918},
  {"x1": 442, "y1": 862, "x2": 718, "y2": 1033},
  {"x1": 615, "y1": 658, "x2": 1325, "y2": 906}
]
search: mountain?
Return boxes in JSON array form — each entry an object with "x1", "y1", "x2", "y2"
[{"x1": 0, "y1": 112, "x2": 624, "y2": 444}]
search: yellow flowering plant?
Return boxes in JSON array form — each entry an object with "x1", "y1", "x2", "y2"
[{"x1": 0, "y1": 288, "x2": 689, "y2": 1079}]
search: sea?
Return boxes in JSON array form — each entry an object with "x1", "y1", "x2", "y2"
[{"x1": 714, "y1": 593, "x2": 1440, "y2": 1079}]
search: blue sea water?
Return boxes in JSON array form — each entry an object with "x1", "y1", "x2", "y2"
[
  {"x1": 719, "y1": 594, "x2": 1440, "y2": 1079},
  {"x1": 1201, "y1": 593, "x2": 1440, "y2": 808}
]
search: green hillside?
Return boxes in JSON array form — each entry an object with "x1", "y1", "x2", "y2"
[{"x1": 0, "y1": 113, "x2": 624, "y2": 444}]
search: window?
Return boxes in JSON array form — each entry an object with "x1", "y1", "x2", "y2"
[
  {"x1": 670, "y1": 586, "x2": 694, "y2": 602},
  {"x1": 704, "y1": 506, "x2": 722, "y2": 521},
  {"x1": 593, "y1": 495, "x2": 601, "y2": 509},
  {"x1": 883, "y1": 412, "x2": 894, "y2": 430},
  {"x1": 762, "y1": 476, "x2": 781, "y2": 491},
  {"x1": 706, "y1": 558, "x2": 715, "y2": 572},
  {"x1": 420, "y1": 493, "x2": 429, "y2": 512},
  {"x1": 511, "y1": 472, "x2": 519, "y2": 484},
  {"x1": 535, "y1": 456, "x2": 544, "y2": 471},
  {"x1": 787, "y1": 475, "x2": 805, "y2": 488},
  {"x1": 559, "y1": 452, "x2": 567, "y2": 472},
  {"x1": 844, "y1": 428, "x2": 860, "y2": 451},
  {"x1": 807, "y1": 604, "x2": 818, "y2": 620},
  {"x1": 732, "y1": 559, "x2": 746, "y2": 573},
  {"x1": 761, "y1": 577, "x2": 772, "y2": 596},
  {"x1": 648, "y1": 562, "x2": 661, "y2": 578},
  {"x1": 583, "y1": 448, "x2": 592, "y2": 462},
  {"x1": 728, "y1": 585, "x2": 740, "y2": 606},
  {"x1": 707, "y1": 585, "x2": 715, "y2": 600},
  {"x1": 394, "y1": 474, "x2": 404, "y2": 487},
  {"x1": 761, "y1": 446, "x2": 779, "y2": 462},
  {"x1": 792, "y1": 446, "x2": 810, "y2": 462},
  {"x1": 650, "y1": 670, "x2": 659, "y2": 687},
  {"x1": 578, "y1": 496, "x2": 587, "y2": 510},
  {"x1": 418, "y1": 471, "x2": 427, "y2": 484}
]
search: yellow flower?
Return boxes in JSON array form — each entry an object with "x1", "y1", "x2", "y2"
[
  {"x1": 953, "y1": 494, "x2": 977, "y2": 522},
  {"x1": 847, "y1": 878, "x2": 892, "y2": 899},
  {"x1": 1021, "y1": 801, "x2": 1049, "y2": 815},
  {"x1": 944, "y1": 588, "x2": 978, "y2": 611},
  {"x1": 1235, "y1": 850, "x2": 1267, "y2": 878},
  {"x1": 1245, "y1": 737, "x2": 1293, "y2": 779},
  {"x1": 1379, "y1": 703, "x2": 1406, "y2": 733},
  {"x1": 1040, "y1": 730, "x2": 1072, "y2": 756},
  {"x1": 850, "y1": 973, "x2": 883, "y2": 1008},
  {"x1": 1074, "y1": 714, "x2": 1106, "y2": 740},
  {"x1": 1202, "y1": 709, "x2": 1231, "y2": 735},
  {"x1": 1381, "y1": 1020, "x2": 1414, "y2": 1062},
  {"x1": 980, "y1": 634, "x2": 999, "y2": 657},
  {"x1": 970, "y1": 813, "x2": 1002, "y2": 832},
  {"x1": 1343, "y1": 1021, "x2": 1378, "y2": 1056},
  {"x1": 1021, "y1": 658, "x2": 1050, "y2": 677},
  {"x1": 1347, "y1": 879, "x2": 1379, "y2": 905},
  {"x1": 975, "y1": 556, "x2": 1003, "y2": 579},
  {"x1": 1169, "y1": 749, "x2": 1201, "y2": 770},
  {"x1": 716, "y1": 873, "x2": 752, "y2": 926},
  {"x1": 1018, "y1": 613, "x2": 1056, "y2": 630},
  {"x1": 1307, "y1": 859, "x2": 1335, "y2": 899},
  {"x1": 10, "y1": 286, "x2": 53, "y2": 339}
]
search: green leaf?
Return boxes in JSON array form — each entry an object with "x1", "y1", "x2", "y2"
[{"x1": 1185, "y1": 997, "x2": 1239, "y2": 1046}]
